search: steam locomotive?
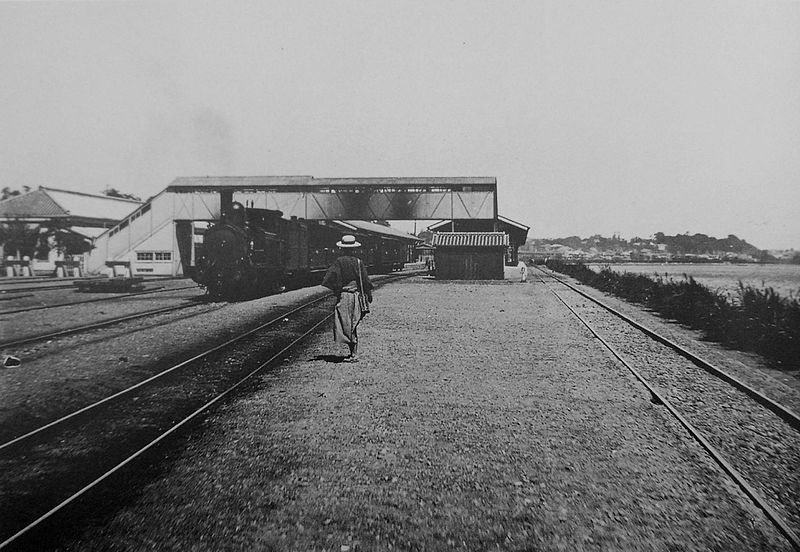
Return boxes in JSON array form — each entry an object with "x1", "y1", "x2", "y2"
[{"x1": 192, "y1": 193, "x2": 412, "y2": 299}]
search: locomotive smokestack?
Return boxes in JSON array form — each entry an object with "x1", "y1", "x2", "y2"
[{"x1": 220, "y1": 189, "x2": 233, "y2": 221}]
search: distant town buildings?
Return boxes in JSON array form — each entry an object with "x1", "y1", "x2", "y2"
[{"x1": 519, "y1": 234, "x2": 794, "y2": 264}]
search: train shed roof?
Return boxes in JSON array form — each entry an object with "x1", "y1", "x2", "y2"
[
  {"x1": 328, "y1": 220, "x2": 422, "y2": 242},
  {"x1": 166, "y1": 175, "x2": 496, "y2": 193},
  {"x1": 344, "y1": 220, "x2": 422, "y2": 242}
]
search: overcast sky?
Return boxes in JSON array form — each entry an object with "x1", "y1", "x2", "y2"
[{"x1": 1, "y1": 1, "x2": 798, "y2": 248}]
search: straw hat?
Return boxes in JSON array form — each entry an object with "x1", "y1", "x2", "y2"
[{"x1": 336, "y1": 234, "x2": 361, "y2": 248}]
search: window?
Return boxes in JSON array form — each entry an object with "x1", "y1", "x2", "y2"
[{"x1": 137, "y1": 251, "x2": 171, "y2": 262}]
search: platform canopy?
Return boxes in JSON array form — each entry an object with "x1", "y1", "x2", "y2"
[{"x1": 165, "y1": 176, "x2": 497, "y2": 221}]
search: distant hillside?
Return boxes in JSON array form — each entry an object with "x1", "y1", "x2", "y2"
[
  {"x1": 520, "y1": 232, "x2": 798, "y2": 263},
  {"x1": 651, "y1": 232, "x2": 760, "y2": 256}
]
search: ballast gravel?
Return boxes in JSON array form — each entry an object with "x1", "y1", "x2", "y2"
[
  {"x1": 64, "y1": 277, "x2": 792, "y2": 551},
  {"x1": 546, "y1": 281, "x2": 800, "y2": 536}
]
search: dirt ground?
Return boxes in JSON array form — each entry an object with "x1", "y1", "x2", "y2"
[{"x1": 65, "y1": 276, "x2": 792, "y2": 551}]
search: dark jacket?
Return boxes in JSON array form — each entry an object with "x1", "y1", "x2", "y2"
[{"x1": 322, "y1": 255, "x2": 373, "y2": 301}]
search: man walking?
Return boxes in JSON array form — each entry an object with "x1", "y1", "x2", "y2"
[{"x1": 321, "y1": 235, "x2": 373, "y2": 362}]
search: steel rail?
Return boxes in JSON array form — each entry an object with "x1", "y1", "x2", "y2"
[
  {"x1": 0, "y1": 283, "x2": 79, "y2": 293},
  {"x1": 536, "y1": 272, "x2": 800, "y2": 551},
  {"x1": 0, "y1": 272, "x2": 416, "y2": 549},
  {"x1": 0, "y1": 294, "x2": 331, "y2": 452},
  {"x1": 0, "y1": 302, "x2": 209, "y2": 350},
  {"x1": 534, "y1": 266, "x2": 800, "y2": 432},
  {"x1": 0, "y1": 275, "x2": 183, "y2": 285},
  {"x1": 0, "y1": 294, "x2": 33, "y2": 301},
  {"x1": 0, "y1": 284, "x2": 201, "y2": 315},
  {"x1": 0, "y1": 271, "x2": 419, "y2": 351},
  {"x1": 0, "y1": 311, "x2": 334, "y2": 550},
  {"x1": 0, "y1": 278, "x2": 114, "y2": 293},
  {"x1": 0, "y1": 276, "x2": 103, "y2": 286},
  {"x1": 0, "y1": 277, "x2": 186, "y2": 294},
  {"x1": 0, "y1": 273, "x2": 412, "y2": 449}
]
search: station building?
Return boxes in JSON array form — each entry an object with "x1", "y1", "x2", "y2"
[
  {"x1": 0, "y1": 187, "x2": 143, "y2": 276},
  {"x1": 427, "y1": 216, "x2": 529, "y2": 265},
  {"x1": 430, "y1": 232, "x2": 510, "y2": 280}
]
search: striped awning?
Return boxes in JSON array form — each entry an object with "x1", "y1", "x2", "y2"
[{"x1": 431, "y1": 232, "x2": 509, "y2": 248}]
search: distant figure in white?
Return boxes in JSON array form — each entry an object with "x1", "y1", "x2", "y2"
[{"x1": 518, "y1": 260, "x2": 527, "y2": 282}]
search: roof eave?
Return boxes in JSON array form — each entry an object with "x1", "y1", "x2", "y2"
[{"x1": 497, "y1": 215, "x2": 530, "y2": 231}]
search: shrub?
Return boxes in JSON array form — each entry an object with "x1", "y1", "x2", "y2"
[{"x1": 545, "y1": 260, "x2": 799, "y2": 370}]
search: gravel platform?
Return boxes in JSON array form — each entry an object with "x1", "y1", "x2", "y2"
[{"x1": 62, "y1": 277, "x2": 792, "y2": 551}]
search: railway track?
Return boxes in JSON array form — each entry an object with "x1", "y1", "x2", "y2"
[
  {"x1": 0, "y1": 283, "x2": 83, "y2": 293},
  {"x1": 0, "y1": 280, "x2": 98, "y2": 294},
  {"x1": 0, "y1": 294, "x2": 33, "y2": 302},
  {"x1": 0, "y1": 299, "x2": 216, "y2": 349},
  {"x1": 0, "y1": 276, "x2": 182, "y2": 295},
  {"x1": 534, "y1": 266, "x2": 800, "y2": 551},
  {"x1": 0, "y1": 284, "x2": 201, "y2": 315},
  {"x1": 0, "y1": 272, "x2": 415, "y2": 550}
]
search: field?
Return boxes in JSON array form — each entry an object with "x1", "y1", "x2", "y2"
[{"x1": 589, "y1": 263, "x2": 800, "y2": 298}]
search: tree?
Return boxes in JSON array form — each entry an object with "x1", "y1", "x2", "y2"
[
  {"x1": 1, "y1": 220, "x2": 93, "y2": 260},
  {"x1": 1, "y1": 186, "x2": 30, "y2": 201},
  {"x1": 0, "y1": 221, "x2": 39, "y2": 258},
  {"x1": 103, "y1": 188, "x2": 141, "y2": 201},
  {"x1": 758, "y1": 250, "x2": 776, "y2": 263}
]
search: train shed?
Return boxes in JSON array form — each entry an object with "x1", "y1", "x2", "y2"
[
  {"x1": 87, "y1": 176, "x2": 496, "y2": 277},
  {"x1": 430, "y1": 231, "x2": 509, "y2": 280}
]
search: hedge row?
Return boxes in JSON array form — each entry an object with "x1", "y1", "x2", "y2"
[{"x1": 545, "y1": 260, "x2": 800, "y2": 369}]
